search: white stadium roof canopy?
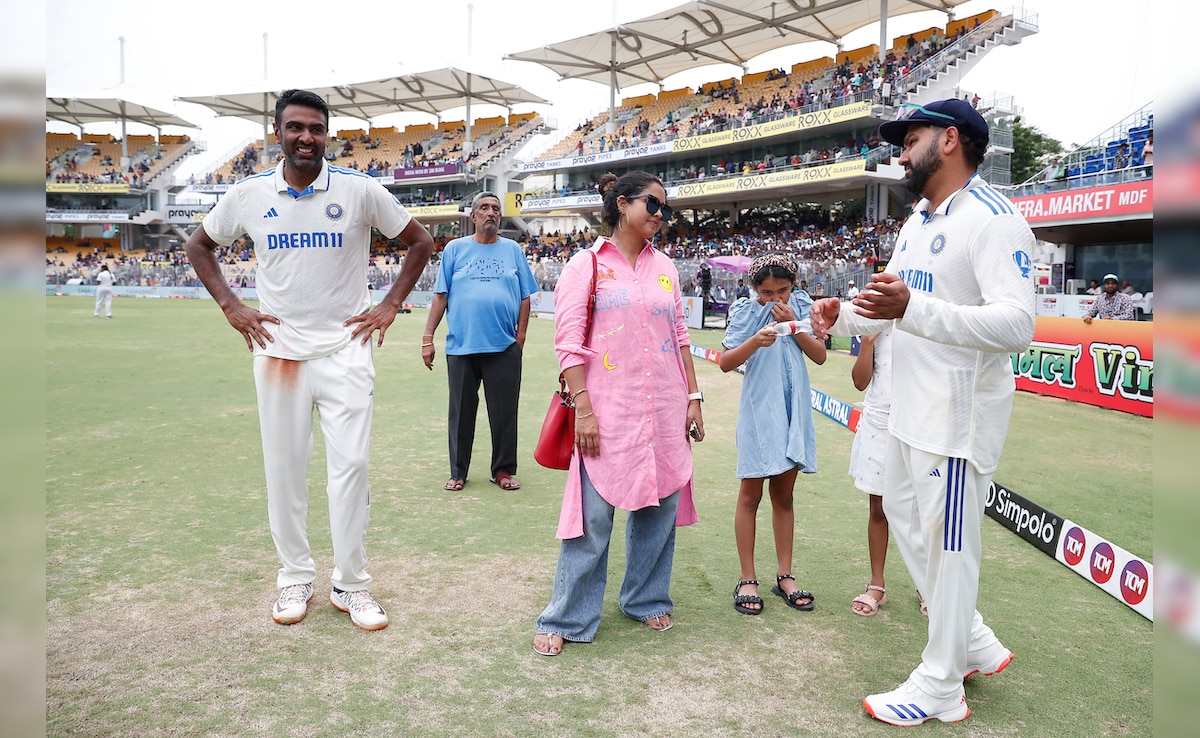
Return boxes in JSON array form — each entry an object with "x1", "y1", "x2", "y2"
[
  {"x1": 176, "y1": 67, "x2": 549, "y2": 125},
  {"x1": 507, "y1": 0, "x2": 972, "y2": 89},
  {"x1": 46, "y1": 92, "x2": 199, "y2": 130}
]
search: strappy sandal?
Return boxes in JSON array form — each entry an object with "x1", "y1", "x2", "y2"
[
  {"x1": 851, "y1": 584, "x2": 887, "y2": 616},
  {"x1": 733, "y1": 579, "x2": 764, "y2": 615},
  {"x1": 771, "y1": 574, "x2": 815, "y2": 611}
]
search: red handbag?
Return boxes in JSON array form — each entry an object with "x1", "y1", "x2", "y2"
[
  {"x1": 533, "y1": 374, "x2": 576, "y2": 470},
  {"x1": 533, "y1": 251, "x2": 597, "y2": 470}
]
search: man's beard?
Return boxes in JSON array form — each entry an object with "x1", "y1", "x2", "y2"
[
  {"x1": 284, "y1": 149, "x2": 323, "y2": 173},
  {"x1": 904, "y1": 134, "x2": 943, "y2": 199}
]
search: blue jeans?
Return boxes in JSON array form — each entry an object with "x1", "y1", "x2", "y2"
[{"x1": 536, "y1": 462, "x2": 680, "y2": 642}]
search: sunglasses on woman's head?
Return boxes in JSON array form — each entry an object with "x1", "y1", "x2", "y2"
[{"x1": 628, "y1": 194, "x2": 673, "y2": 221}]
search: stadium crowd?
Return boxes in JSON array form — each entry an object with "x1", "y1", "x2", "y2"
[
  {"x1": 48, "y1": 214, "x2": 895, "y2": 299},
  {"x1": 567, "y1": 25, "x2": 978, "y2": 160}
]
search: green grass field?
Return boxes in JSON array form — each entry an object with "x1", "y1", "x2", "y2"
[{"x1": 46, "y1": 296, "x2": 1151, "y2": 737}]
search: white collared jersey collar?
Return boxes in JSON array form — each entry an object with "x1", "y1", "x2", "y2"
[
  {"x1": 916, "y1": 173, "x2": 1015, "y2": 224},
  {"x1": 272, "y1": 158, "x2": 331, "y2": 199}
]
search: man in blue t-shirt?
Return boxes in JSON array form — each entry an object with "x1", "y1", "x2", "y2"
[{"x1": 422, "y1": 192, "x2": 538, "y2": 492}]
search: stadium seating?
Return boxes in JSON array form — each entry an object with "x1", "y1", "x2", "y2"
[{"x1": 532, "y1": 17, "x2": 998, "y2": 163}]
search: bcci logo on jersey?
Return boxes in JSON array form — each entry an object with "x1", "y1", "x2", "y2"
[
  {"x1": 1013, "y1": 250, "x2": 1031, "y2": 278},
  {"x1": 325, "y1": 203, "x2": 345, "y2": 220}
]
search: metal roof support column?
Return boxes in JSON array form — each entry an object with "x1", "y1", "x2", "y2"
[
  {"x1": 879, "y1": 0, "x2": 889, "y2": 67},
  {"x1": 607, "y1": 34, "x2": 617, "y2": 135},
  {"x1": 261, "y1": 34, "x2": 271, "y2": 167},
  {"x1": 261, "y1": 93, "x2": 271, "y2": 167},
  {"x1": 465, "y1": 73, "x2": 474, "y2": 174}
]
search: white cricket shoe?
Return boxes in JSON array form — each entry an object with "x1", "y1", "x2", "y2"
[
  {"x1": 330, "y1": 588, "x2": 388, "y2": 631},
  {"x1": 863, "y1": 679, "x2": 970, "y2": 727},
  {"x1": 965, "y1": 641, "x2": 1015, "y2": 679},
  {"x1": 272, "y1": 583, "x2": 313, "y2": 625}
]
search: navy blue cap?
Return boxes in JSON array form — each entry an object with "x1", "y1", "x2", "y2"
[{"x1": 879, "y1": 99, "x2": 990, "y2": 148}]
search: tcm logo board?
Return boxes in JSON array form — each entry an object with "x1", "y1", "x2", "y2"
[
  {"x1": 1057, "y1": 521, "x2": 1152, "y2": 619},
  {"x1": 1089, "y1": 541, "x2": 1116, "y2": 584},
  {"x1": 1120, "y1": 559, "x2": 1149, "y2": 606},
  {"x1": 1062, "y1": 526, "x2": 1087, "y2": 566}
]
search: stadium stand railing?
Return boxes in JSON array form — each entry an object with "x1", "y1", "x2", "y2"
[{"x1": 1004, "y1": 103, "x2": 1153, "y2": 198}]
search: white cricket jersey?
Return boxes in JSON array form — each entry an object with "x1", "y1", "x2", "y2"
[
  {"x1": 834, "y1": 174, "x2": 1036, "y2": 473},
  {"x1": 202, "y1": 160, "x2": 413, "y2": 360}
]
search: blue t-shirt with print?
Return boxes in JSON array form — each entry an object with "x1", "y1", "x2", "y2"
[{"x1": 434, "y1": 236, "x2": 538, "y2": 355}]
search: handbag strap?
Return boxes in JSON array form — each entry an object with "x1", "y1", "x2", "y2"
[
  {"x1": 583, "y1": 249, "x2": 597, "y2": 348},
  {"x1": 559, "y1": 249, "x2": 599, "y2": 395}
]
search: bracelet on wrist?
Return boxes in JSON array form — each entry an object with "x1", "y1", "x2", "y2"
[
  {"x1": 575, "y1": 410, "x2": 594, "y2": 419},
  {"x1": 421, "y1": 342, "x2": 434, "y2": 347},
  {"x1": 570, "y1": 388, "x2": 589, "y2": 402}
]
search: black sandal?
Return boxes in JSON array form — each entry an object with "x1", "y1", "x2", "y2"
[
  {"x1": 733, "y1": 579, "x2": 764, "y2": 615},
  {"x1": 771, "y1": 574, "x2": 815, "y2": 611}
]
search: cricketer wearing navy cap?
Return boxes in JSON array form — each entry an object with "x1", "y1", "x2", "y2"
[
  {"x1": 809, "y1": 94, "x2": 1035, "y2": 726},
  {"x1": 878, "y1": 98, "x2": 991, "y2": 149}
]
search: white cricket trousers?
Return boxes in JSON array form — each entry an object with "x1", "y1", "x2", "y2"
[
  {"x1": 883, "y1": 437, "x2": 1004, "y2": 699},
  {"x1": 253, "y1": 340, "x2": 375, "y2": 591},
  {"x1": 94, "y1": 287, "x2": 112, "y2": 316}
]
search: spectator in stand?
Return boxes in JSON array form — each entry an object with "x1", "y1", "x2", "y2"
[
  {"x1": 1083, "y1": 275, "x2": 1135, "y2": 323},
  {"x1": 1112, "y1": 143, "x2": 1130, "y2": 180},
  {"x1": 1143, "y1": 131, "x2": 1153, "y2": 176},
  {"x1": 845, "y1": 280, "x2": 860, "y2": 299},
  {"x1": 1121, "y1": 279, "x2": 1136, "y2": 296},
  {"x1": 1085, "y1": 279, "x2": 1101, "y2": 295}
]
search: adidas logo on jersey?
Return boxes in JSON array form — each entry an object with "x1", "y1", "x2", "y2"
[{"x1": 263, "y1": 207, "x2": 279, "y2": 218}]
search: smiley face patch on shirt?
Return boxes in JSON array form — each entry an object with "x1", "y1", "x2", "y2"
[{"x1": 657, "y1": 274, "x2": 673, "y2": 293}]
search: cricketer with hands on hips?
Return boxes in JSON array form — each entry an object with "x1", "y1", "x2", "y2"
[{"x1": 185, "y1": 89, "x2": 435, "y2": 632}]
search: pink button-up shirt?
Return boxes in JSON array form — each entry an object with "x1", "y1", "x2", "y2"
[{"x1": 553, "y1": 237, "x2": 699, "y2": 539}]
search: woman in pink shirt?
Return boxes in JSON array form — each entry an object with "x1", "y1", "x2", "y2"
[{"x1": 533, "y1": 172, "x2": 705, "y2": 657}]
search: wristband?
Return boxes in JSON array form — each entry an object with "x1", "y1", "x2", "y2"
[{"x1": 688, "y1": 392, "x2": 704, "y2": 403}]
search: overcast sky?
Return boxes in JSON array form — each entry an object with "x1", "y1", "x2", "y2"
[{"x1": 45, "y1": 0, "x2": 1151, "y2": 174}]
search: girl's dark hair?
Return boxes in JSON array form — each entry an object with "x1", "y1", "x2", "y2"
[
  {"x1": 599, "y1": 171, "x2": 662, "y2": 228},
  {"x1": 748, "y1": 253, "x2": 798, "y2": 288},
  {"x1": 749, "y1": 264, "x2": 796, "y2": 287}
]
